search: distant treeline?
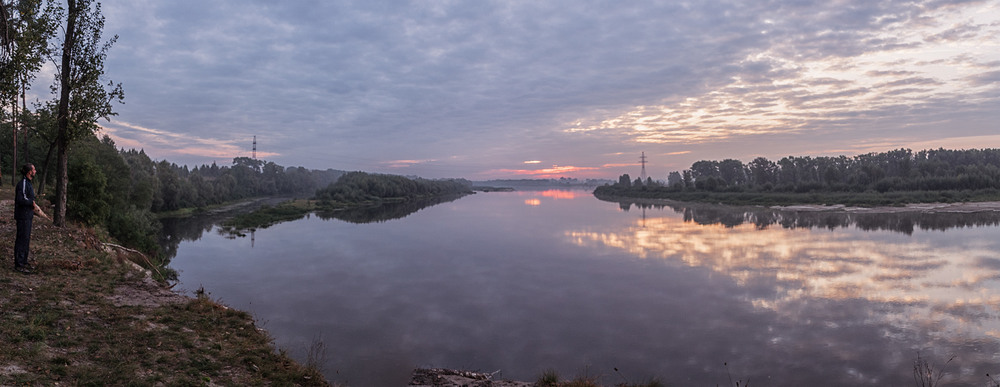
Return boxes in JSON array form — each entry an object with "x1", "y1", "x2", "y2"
[
  {"x1": 37, "y1": 135, "x2": 471, "y2": 257},
  {"x1": 596, "y1": 148, "x2": 1000, "y2": 205},
  {"x1": 13, "y1": 133, "x2": 345, "y2": 255},
  {"x1": 314, "y1": 171, "x2": 472, "y2": 206}
]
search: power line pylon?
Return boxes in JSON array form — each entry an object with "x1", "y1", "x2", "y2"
[{"x1": 639, "y1": 152, "x2": 647, "y2": 182}]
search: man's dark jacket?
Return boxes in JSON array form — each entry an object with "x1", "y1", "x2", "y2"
[{"x1": 14, "y1": 177, "x2": 35, "y2": 220}]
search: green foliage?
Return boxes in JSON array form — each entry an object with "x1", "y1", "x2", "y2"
[
  {"x1": 0, "y1": 0, "x2": 58, "y2": 105},
  {"x1": 66, "y1": 152, "x2": 109, "y2": 225},
  {"x1": 106, "y1": 204, "x2": 161, "y2": 254},
  {"x1": 52, "y1": 0, "x2": 124, "y2": 138},
  {"x1": 537, "y1": 369, "x2": 560, "y2": 386},
  {"x1": 314, "y1": 171, "x2": 472, "y2": 206},
  {"x1": 601, "y1": 148, "x2": 1000, "y2": 206},
  {"x1": 0, "y1": 116, "x2": 343, "y2": 256},
  {"x1": 220, "y1": 173, "x2": 473, "y2": 234}
]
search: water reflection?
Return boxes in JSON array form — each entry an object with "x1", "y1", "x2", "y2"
[
  {"x1": 160, "y1": 195, "x2": 466, "y2": 259},
  {"x1": 538, "y1": 190, "x2": 586, "y2": 200},
  {"x1": 315, "y1": 194, "x2": 465, "y2": 224},
  {"x1": 164, "y1": 192, "x2": 1000, "y2": 386},
  {"x1": 571, "y1": 200, "x2": 1000, "y2": 384},
  {"x1": 612, "y1": 200, "x2": 1000, "y2": 234}
]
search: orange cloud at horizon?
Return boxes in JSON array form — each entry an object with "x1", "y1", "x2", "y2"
[{"x1": 494, "y1": 165, "x2": 602, "y2": 179}]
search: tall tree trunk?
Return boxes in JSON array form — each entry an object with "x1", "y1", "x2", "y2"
[
  {"x1": 54, "y1": 0, "x2": 77, "y2": 227},
  {"x1": 9, "y1": 97, "x2": 13, "y2": 186},
  {"x1": 38, "y1": 138, "x2": 55, "y2": 195},
  {"x1": 21, "y1": 74, "x2": 28, "y2": 163}
]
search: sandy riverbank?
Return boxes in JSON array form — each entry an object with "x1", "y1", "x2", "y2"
[{"x1": 770, "y1": 201, "x2": 1000, "y2": 213}]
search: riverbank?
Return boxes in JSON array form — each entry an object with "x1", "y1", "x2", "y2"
[
  {"x1": 0, "y1": 192, "x2": 545, "y2": 386},
  {"x1": 0, "y1": 192, "x2": 330, "y2": 385},
  {"x1": 595, "y1": 192, "x2": 1000, "y2": 214},
  {"x1": 593, "y1": 185, "x2": 1000, "y2": 208}
]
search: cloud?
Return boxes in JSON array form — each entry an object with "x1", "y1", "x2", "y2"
[
  {"x1": 601, "y1": 163, "x2": 639, "y2": 168},
  {"x1": 567, "y1": 2, "x2": 1000, "y2": 151},
  {"x1": 100, "y1": 121, "x2": 264, "y2": 163},
  {"x1": 381, "y1": 159, "x2": 440, "y2": 169},
  {"x1": 493, "y1": 165, "x2": 602, "y2": 179},
  {"x1": 89, "y1": 0, "x2": 1000, "y2": 178}
]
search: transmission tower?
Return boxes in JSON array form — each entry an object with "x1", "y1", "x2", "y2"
[
  {"x1": 252, "y1": 136, "x2": 257, "y2": 160},
  {"x1": 639, "y1": 151, "x2": 648, "y2": 182}
]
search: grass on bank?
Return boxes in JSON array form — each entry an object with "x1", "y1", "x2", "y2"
[
  {"x1": 0, "y1": 186, "x2": 329, "y2": 386},
  {"x1": 535, "y1": 368, "x2": 664, "y2": 387}
]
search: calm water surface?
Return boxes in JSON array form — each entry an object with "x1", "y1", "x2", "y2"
[{"x1": 163, "y1": 190, "x2": 1000, "y2": 386}]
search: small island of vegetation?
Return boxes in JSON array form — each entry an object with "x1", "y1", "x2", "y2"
[
  {"x1": 595, "y1": 148, "x2": 1000, "y2": 207},
  {"x1": 220, "y1": 171, "x2": 474, "y2": 233}
]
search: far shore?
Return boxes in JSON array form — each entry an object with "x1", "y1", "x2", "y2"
[{"x1": 602, "y1": 195, "x2": 1000, "y2": 214}]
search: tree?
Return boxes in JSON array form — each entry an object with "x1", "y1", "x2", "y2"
[
  {"x1": 618, "y1": 173, "x2": 631, "y2": 187},
  {"x1": 718, "y1": 159, "x2": 746, "y2": 186},
  {"x1": 153, "y1": 160, "x2": 180, "y2": 211},
  {"x1": 747, "y1": 157, "x2": 777, "y2": 187},
  {"x1": 52, "y1": 0, "x2": 123, "y2": 226},
  {"x1": 66, "y1": 143, "x2": 109, "y2": 225},
  {"x1": 1, "y1": 0, "x2": 57, "y2": 181},
  {"x1": 690, "y1": 160, "x2": 720, "y2": 182},
  {"x1": 667, "y1": 171, "x2": 682, "y2": 187}
]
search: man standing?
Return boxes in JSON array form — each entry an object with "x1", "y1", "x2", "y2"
[{"x1": 14, "y1": 163, "x2": 48, "y2": 274}]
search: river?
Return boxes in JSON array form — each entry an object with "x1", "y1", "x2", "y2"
[{"x1": 161, "y1": 189, "x2": 1000, "y2": 386}]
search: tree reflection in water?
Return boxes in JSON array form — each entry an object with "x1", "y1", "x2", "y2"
[
  {"x1": 315, "y1": 194, "x2": 465, "y2": 224},
  {"x1": 612, "y1": 200, "x2": 1000, "y2": 234},
  {"x1": 159, "y1": 195, "x2": 466, "y2": 261}
]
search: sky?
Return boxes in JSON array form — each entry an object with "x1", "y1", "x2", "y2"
[{"x1": 53, "y1": 0, "x2": 1000, "y2": 180}]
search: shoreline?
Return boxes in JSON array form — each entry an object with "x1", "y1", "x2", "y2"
[
  {"x1": 0, "y1": 193, "x2": 532, "y2": 386},
  {"x1": 770, "y1": 201, "x2": 1000, "y2": 213},
  {"x1": 0, "y1": 195, "x2": 330, "y2": 386},
  {"x1": 598, "y1": 194, "x2": 1000, "y2": 214}
]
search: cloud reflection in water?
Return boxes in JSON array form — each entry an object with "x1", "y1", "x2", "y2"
[{"x1": 568, "y1": 203, "x2": 1000, "y2": 379}]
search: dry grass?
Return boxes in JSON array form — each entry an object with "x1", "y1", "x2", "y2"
[
  {"x1": 0, "y1": 185, "x2": 329, "y2": 386},
  {"x1": 534, "y1": 368, "x2": 664, "y2": 387}
]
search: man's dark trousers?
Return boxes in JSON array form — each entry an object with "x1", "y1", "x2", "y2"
[{"x1": 14, "y1": 216, "x2": 32, "y2": 268}]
